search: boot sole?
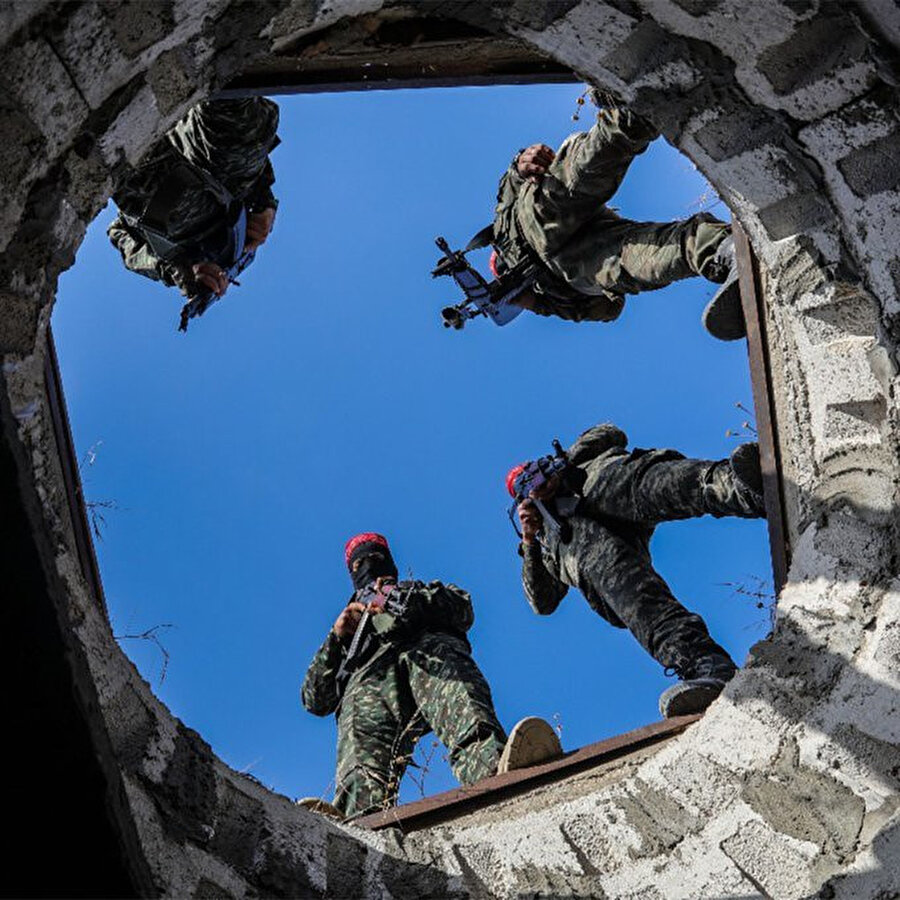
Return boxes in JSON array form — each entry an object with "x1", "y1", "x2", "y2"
[
  {"x1": 497, "y1": 717, "x2": 562, "y2": 773},
  {"x1": 659, "y1": 680, "x2": 726, "y2": 718},
  {"x1": 702, "y1": 277, "x2": 746, "y2": 341}
]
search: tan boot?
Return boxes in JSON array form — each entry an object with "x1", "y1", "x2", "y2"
[
  {"x1": 497, "y1": 717, "x2": 563, "y2": 774},
  {"x1": 295, "y1": 797, "x2": 344, "y2": 820}
]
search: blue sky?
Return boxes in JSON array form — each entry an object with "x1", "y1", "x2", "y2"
[{"x1": 53, "y1": 84, "x2": 772, "y2": 805}]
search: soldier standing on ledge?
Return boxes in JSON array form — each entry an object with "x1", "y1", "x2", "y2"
[
  {"x1": 507, "y1": 423, "x2": 765, "y2": 718},
  {"x1": 489, "y1": 90, "x2": 744, "y2": 340},
  {"x1": 108, "y1": 97, "x2": 280, "y2": 310},
  {"x1": 301, "y1": 533, "x2": 562, "y2": 819}
]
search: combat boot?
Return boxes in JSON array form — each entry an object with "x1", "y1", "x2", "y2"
[
  {"x1": 296, "y1": 797, "x2": 344, "y2": 820},
  {"x1": 497, "y1": 717, "x2": 563, "y2": 774},
  {"x1": 658, "y1": 654, "x2": 737, "y2": 719},
  {"x1": 701, "y1": 236, "x2": 746, "y2": 341},
  {"x1": 730, "y1": 441, "x2": 764, "y2": 510}
]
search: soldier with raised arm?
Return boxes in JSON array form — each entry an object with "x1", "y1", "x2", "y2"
[
  {"x1": 507, "y1": 423, "x2": 765, "y2": 718},
  {"x1": 487, "y1": 92, "x2": 743, "y2": 339},
  {"x1": 301, "y1": 533, "x2": 561, "y2": 819}
]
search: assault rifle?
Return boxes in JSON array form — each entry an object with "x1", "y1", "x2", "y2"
[
  {"x1": 431, "y1": 235, "x2": 533, "y2": 330},
  {"x1": 509, "y1": 439, "x2": 581, "y2": 543},
  {"x1": 178, "y1": 206, "x2": 256, "y2": 332},
  {"x1": 335, "y1": 582, "x2": 409, "y2": 688}
]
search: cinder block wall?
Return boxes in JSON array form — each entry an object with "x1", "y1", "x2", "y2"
[{"x1": 1, "y1": 2, "x2": 898, "y2": 896}]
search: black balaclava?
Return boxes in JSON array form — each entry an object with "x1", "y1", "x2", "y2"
[{"x1": 346, "y1": 534, "x2": 398, "y2": 593}]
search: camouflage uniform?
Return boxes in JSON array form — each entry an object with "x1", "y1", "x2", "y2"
[
  {"x1": 302, "y1": 580, "x2": 507, "y2": 818},
  {"x1": 108, "y1": 98, "x2": 280, "y2": 295},
  {"x1": 520, "y1": 424, "x2": 764, "y2": 676},
  {"x1": 493, "y1": 108, "x2": 729, "y2": 322}
]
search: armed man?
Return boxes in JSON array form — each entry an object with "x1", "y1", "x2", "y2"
[
  {"x1": 301, "y1": 533, "x2": 562, "y2": 819},
  {"x1": 485, "y1": 91, "x2": 743, "y2": 340},
  {"x1": 506, "y1": 423, "x2": 765, "y2": 718},
  {"x1": 107, "y1": 97, "x2": 280, "y2": 329}
]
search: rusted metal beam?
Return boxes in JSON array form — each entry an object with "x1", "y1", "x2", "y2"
[
  {"x1": 353, "y1": 714, "x2": 701, "y2": 832},
  {"x1": 44, "y1": 325, "x2": 108, "y2": 616},
  {"x1": 734, "y1": 223, "x2": 789, "y2": 594}
]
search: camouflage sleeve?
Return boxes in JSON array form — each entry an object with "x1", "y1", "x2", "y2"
[
  {"x1": 246, "y1": 158, "x2": 278, "y2": 212},
  {"x1": 527, "y1": 289, "x2": 626, "y2": 323},
  {"x1": 544, "y1": 108, "x2": 658, "y2": 199},
  {"x1": 107, "y1": 216, "x2": 190, "y2": 293},
  {"x1": 521, "y1": 541, "x2": 568, "y2": 615},
  {"x1": 492, "y1": 156, "x2": 525, "y2": 224},
  {"x1": 414, "y1": 581, "x2": 475, "y2": 634},
  {"x1": 373, "y1": 581, "x2": 474, "y2": 638},
  {"x1": 300, "y1": 630, "x2": 347, "y2": 716}
]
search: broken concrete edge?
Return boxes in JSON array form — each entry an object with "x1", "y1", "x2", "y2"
[
  {"x1": 353, "y1": 714, "x2": 701, "y2": 832},
  {"x1": 43, "y1": 324, "x2": 108, "y2": 617}
]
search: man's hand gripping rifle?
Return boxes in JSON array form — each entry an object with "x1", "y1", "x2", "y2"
[
  {"x1": 431, "y1": 235, "x2": 533, "y2": 330},
  {"x1": 335, "y1": 581, "x2": 409, "y2": 688},
  {"x1": 178, "y1": 206, "x2": 256, "y2": 332},
  {"x1": 510, "y1": 440, "x2": 582, "y2": 544}
]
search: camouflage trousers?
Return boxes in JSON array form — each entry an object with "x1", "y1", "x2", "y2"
[
  {"x1": 333, "y1": 632, "x2": 507, "y2": 818},
  {"x1": 556, "y1": 451, "x2": 764, "y2": 674},
  {"x1": 113, "y1": 98, "x2": 279, "y2": 243},
  {"x1": 520, "y1": 115, "x2": 729, "y2": 298},
  {"x1": 543, "y1": 211, "x2": 729, "y2": 298}
]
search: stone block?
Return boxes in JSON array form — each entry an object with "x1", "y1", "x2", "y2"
[
  {"x1": 741, "y1": 738, "x2": 866, "y2": 861},
  {"x1": 837, "y1": 130, "x2": 900, "y2": 199},
  {"x1": 2, "y1": 38, "x2": 89, "y2": 157},
  {"x1": 721, "y1": 819, "x2": 819, "y2": 899},
  {"x1": 46, "y1": 3, "x2": 141, "y2": 110},
  {"x1": 326, "y1": 830, "x2": 368, "y2": 900},
  {"x1": 104, "y1": 0, "x2": 176, "y2": 59},
  {"x1": 154, "y1": 723, "x2": 217, "y2": 845},
  {"x1": 694, "y1": 103, "x2": 786, "y2": 163},
  {"x1": 209, "y1": 780, "x2": 267, "y2": 874},
  {"x1": 149, "y1": 45, "x2": 199, "y2": 116},
  {"x1": 0, "y1": 0, "x2": 53, "y2": 42},
  {"x1": 103, "y1": 683, "x2": 157, "y2": 775},
  {"x1": 0, "y1": 290, "x2": 41, "y2": 356},
  {"x1": 601, "y1": 20, "x2": 685, "y2": 85},
  {"x1": 758, "y1": 191, "x2": 832, "y2": 240},
  {"x1": 98, "y1": 83, "x2": 165, "y2": 167},
  {"x1": 799, "y1": 723, "x2": 900, "y2": 814},
  {"x1": 757, "y1": 10, "x2": 869, "y2": 96}
]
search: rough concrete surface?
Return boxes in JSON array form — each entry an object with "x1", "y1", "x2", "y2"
[{"x1": 2, "y1": 0, "x2": 900, "y2": 897}]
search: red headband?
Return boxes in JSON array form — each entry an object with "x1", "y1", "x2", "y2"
[
  {"x1": 344, "y1": 532, "x2": 389, "y2": 564},
  {"x1": 505, "y1": 463, "x2": 527, "y2": 498}
]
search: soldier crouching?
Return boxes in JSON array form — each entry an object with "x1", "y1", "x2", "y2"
[
  {"x1": 507, "y1": 423, "x2": 766, "y2": 718},
  {"x1": 301, "y1": 533, "x2": 562, "y2": 819}
]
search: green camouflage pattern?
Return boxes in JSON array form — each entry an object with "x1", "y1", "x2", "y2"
[
  {"x1": 492, "y1": 108, "x2": 729, "y2": 321},
  {"x1": 108, "y1": 98, "x2": 280, "y2": 294},
  {"x1": 302, "y1": 580, "x2": 506, "y2": 818},
  {"x1": 519, "y1": 423, "x2": 765, "y2": 674}
]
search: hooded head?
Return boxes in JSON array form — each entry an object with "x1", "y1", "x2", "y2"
[{"x1": 344, "y1": 532, "x2": 398, "y2": 592}]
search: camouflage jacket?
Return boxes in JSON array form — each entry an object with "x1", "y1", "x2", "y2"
[
  {"x1": 519, "y1": 422, "x2": 646, "y2": 626},
  {"x1": 301, "y1": 580, "x2": 475, "y2": 716},
  {"x1": 492, "y1": 108, "x2": 657, "y2": 321},
  {"x1": 108, "y1": 98, "x2": 280, "y2": 295}
]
